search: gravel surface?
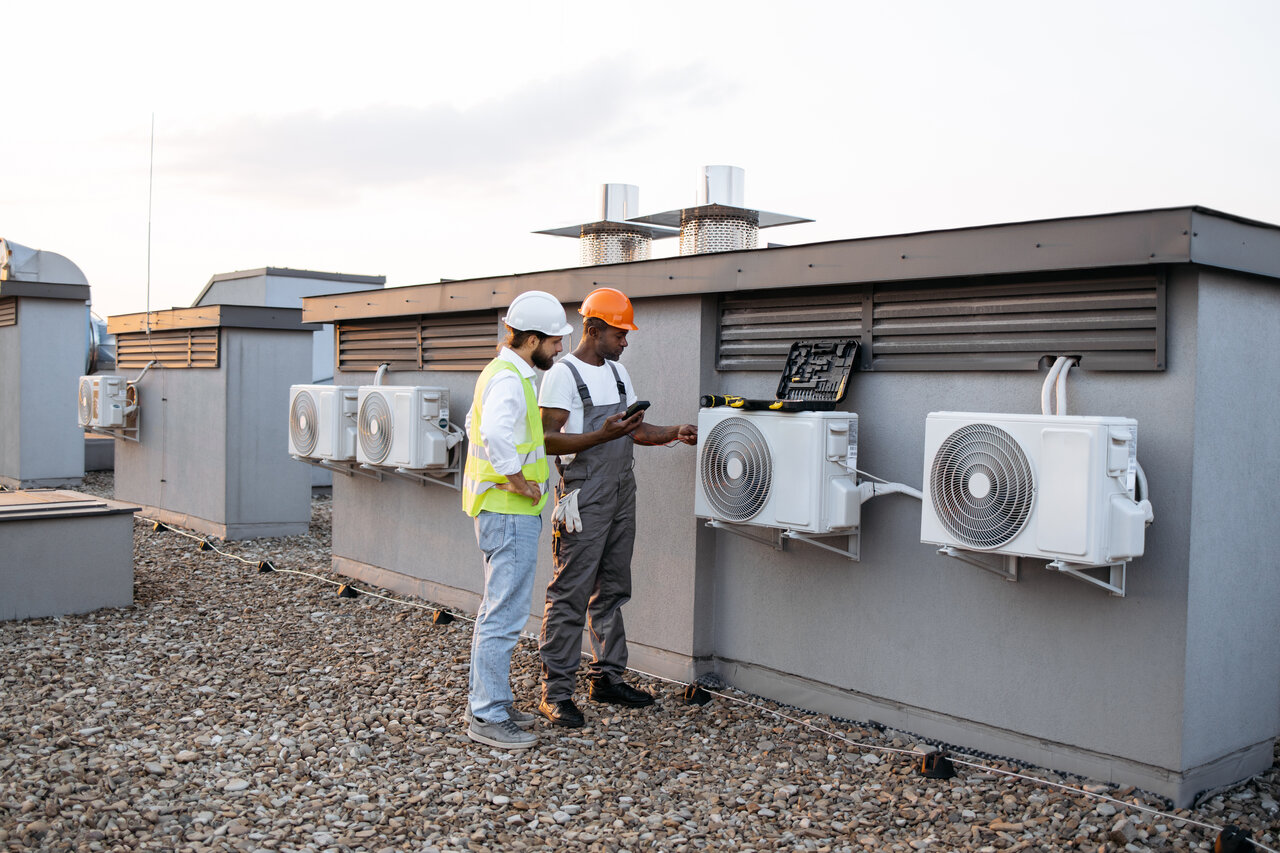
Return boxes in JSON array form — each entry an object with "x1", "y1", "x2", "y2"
[{"x1": 2, "y1": 473, "x2": 1277, "y2": 852}]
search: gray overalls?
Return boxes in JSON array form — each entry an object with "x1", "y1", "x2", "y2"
[{"x1": 539, "y1": 360, "x2": 638, "y2": 701}]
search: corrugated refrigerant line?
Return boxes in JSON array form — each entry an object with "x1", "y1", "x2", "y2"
[{"x1": 148, "y1": 519, "x2": 1273, "y2": 853}]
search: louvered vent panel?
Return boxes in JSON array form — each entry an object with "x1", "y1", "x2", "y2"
[
  {"x1": 338, "y1": 312, "x2": 499, "y2": 373},
  {"x1": 870, "y1": 275, "x2": 1163, "y2": 371},
  {"x1": 116, "y1": 328, "x2": 219, "y2": 368},
  {"x1": 0, "y1": 297, "x2": 15, "y2": 327},
  {"x1": 717, "y1": 290, "x2": 862, "y2": 371}
]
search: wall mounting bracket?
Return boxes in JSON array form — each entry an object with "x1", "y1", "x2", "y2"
[
  {"x1": 938, "y1": 546, "x2": 1019, "y2": 582},
  {"x1": 1046, "y1": 559, "x2": 1127, "y2": 597}
]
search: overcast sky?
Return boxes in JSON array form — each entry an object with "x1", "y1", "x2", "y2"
[{"x1": 4, "y1": 0, "x2": 1279, "y2": 319}]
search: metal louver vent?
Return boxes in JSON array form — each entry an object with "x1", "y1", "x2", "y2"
[
  {"x1": 700, "y1": 417, "x2": 773, "y2": 522},
  {"x1": 289, "y1": 390, "x2": 319, "y2": 457},
  {"x1": 930, "y1": 422, "x2": 1035, "y2": 549},
  {"x1": 78, "y1": 378, "x2": 93, "y2": 425},
  {"x1": 358, "y1": 392, "x2": 393, "y2": 464}
]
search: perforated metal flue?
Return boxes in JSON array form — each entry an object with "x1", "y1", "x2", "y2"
[
  {"x1": 358, "y1": 393, "x2": 393, "y2": 464},
  {"x1": 680, "y1": 208, "x2": 759, "y2": 255},
  {"x1": 701, "y1": 417, "x2": 773, "y2": 522},
  {"x1": 580, "y1": 225, "x2": 653, "y2": 265},
  {"x1": 930, "y1": 422, "x2": 1035, "y2": 549},
  {"x1": 78, "y1": 378, "x2": 93, "y2": 425},
  {"x1": 289, "y1": 391, "x2": 319, "y2": 456}
]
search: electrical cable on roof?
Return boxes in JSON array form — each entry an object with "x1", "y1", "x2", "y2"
[{"x1": 146, "y1": 515, "x2": 1276, "y2": 853}]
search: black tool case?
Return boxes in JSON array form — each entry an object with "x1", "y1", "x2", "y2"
[
  {"x1": 773, "y1": 339, "x2": 859, "y2": 411},
  {"x1": 700, "y1": 339, "x2": 859, "y2": 412}
]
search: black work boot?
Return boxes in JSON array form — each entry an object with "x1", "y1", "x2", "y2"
[
  {"x1": 588, "y1": 678, "x2": 655, "y2": 708},
  {"x1": 538, "y1": 697, "x2": 585, "y2": 728}
]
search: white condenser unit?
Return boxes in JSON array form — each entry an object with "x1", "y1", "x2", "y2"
[
  {"x1": 921, "y1": 412, "x2": 1152, "y2": 568},
  {"x1": 78, "y1": 375, "x2": 130, "y2": 428},
  {"x1": 356, "y1": 385, "x2": 453, "y2": 469},
  {"x1": 694, "y1": 409, "x2": 860, "y2": 535},
  {"x1": 289, "y1": 385, "x2": 359, "y2": 460}
]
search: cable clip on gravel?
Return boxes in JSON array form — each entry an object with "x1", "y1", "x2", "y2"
[
  {"x1": 257, "y1": 560, "x2": 275, "y2": 573},
  {"x1": 151, "y1": 520, "x2": 168, "y2": 532},
  {"x1": 918, "y1": 749, "x2": 958, "y2": 779},
  {"x1": 1214, "y1": 825, "x2": 1254, "y2": 853},
  {"x1": 337, "y1": 583, "x2": 360, "y2": 598},
  {"x1": 432, "y1": 609, "x2": 454, "y2": 625},
  {"x1": 198, "y1": 540, "x2": 214, "y2": 552},
  {"x1": 682, "y1": 684, "x2": 712, "y2": 706}
]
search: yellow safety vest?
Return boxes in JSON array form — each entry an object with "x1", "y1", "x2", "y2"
[{"x1": 462, "y1": 358, "x2": 550, "y2": 517}]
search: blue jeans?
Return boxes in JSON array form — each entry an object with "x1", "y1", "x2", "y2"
[{"x1": 469, "y1": 511, "x2": 542, "y2": 723}]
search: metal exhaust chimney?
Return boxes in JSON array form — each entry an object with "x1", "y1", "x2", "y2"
[
  {"x1": 535, "y1": 184, "x2": 678, "y2": 266},
  {"x1": 630, "y1": 165, "x2": 812, "y2": 255}
]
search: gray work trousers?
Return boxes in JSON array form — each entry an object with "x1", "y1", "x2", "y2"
[{"x1": 539, "y1": 467, "x2": 638, "y2": 701}]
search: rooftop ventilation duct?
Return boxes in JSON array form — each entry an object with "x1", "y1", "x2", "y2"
[
  {"x1": 0, "y1": 238, "x2": 89, "y2": 285},
  {"x1": 535, "y1": 184, "x2": 678, "y2": 266},
  {"x1": 630, "y1": 165, "x2": 812, "y2": 255}
]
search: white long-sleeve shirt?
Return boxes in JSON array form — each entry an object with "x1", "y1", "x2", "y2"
[{"x1": 464, "y1": 347, "x2": 540, "y2": 478}]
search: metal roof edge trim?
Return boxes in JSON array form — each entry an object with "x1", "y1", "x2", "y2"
[
  {"x1": 0, "y1": 281, "x2": 91, "y2": 301},
  {"x1": 303, "y1": 207, "x2": 1278, "y2": 324},
  {"x1": 107, "y1": 305, "x2": 314, "y2": 334},
  {"x1": 194, "y1": 267, "x2": 386, "y2": 307}
]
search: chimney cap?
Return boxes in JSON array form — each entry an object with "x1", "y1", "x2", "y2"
[
  {"x1": 628, "y1": 165, "x2": 813, "y2": 230},
  {"x1": 535, "y1": 183, "x2": 679, "y2": 240}
]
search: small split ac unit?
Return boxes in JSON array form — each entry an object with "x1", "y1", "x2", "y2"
[
  {"x1": 921, "y1": 412, "x2": 1151, "y2": 568},
  {"x1": 694, "y1": 409, "x2": 859, "y2": 535},
  {"x1": 288, "y1": 385, "x2": 359, "y2": 461},
  {"x1": 356, "y1": 385, "x2": 453, "y2": 470},
  {"x1": 78, "y1": 375, "x2": 130, "y2": 428}
]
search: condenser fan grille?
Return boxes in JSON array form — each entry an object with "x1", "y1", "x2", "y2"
[
  {"x1": 930, "y1": 422, "x2": 1035, "y2": 549},
  {"x1": 701, "y1": 417, "x2": 773, "y2": 522},
  {"x1": 290, "y1": 391, "x2": 319, "y2": 456},
  {"x1": 78, "y1": 378, "x2": 94, "y2": 424},
  {"x1": 358, "y1": 393, "x2": 393, "y2": 463}
]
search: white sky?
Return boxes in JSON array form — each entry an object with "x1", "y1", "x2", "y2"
[{"x1": 4, "y1": 0, "x2": 1279, "y2": 319}]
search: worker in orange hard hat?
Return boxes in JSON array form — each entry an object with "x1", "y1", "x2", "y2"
[{"x1": 534, "y1": 287, "x2": 697, "y2": 729}]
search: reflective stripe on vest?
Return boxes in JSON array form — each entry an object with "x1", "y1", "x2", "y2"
[{"x1": 462, "y1": 358, "x2": 550, "y2": 517}]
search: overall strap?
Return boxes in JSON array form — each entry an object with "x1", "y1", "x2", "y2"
[
  {"x1": 607, "y1": 361, "x2": 626, "y2": 399},
  {"x1": 563, "y1": 360, "x2": 594, "y2": 407}
]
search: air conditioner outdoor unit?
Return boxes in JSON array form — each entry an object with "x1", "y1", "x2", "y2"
[
  {"x1": 921, "y1": 411, "x2": 1151, "y2": 568},
  {"x1": 78, "y1": 375, "x2": 130, "y2": 428},
  {"x1": 694, "y1": 409, "x2": 859, "y2": 535},
  {"x1": 289, "y1": 384, "x2": 359, "y2": 461},
  {"x1": 356, "y1": 385, "x2": 453, "y2": 470}
]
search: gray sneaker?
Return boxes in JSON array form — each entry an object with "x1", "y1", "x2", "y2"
[
  {"x1": 468, "y1": 717, "x2": 538, "y2": 750},
  {"x1": 464, "y1": 706, "x2": 537, "y2": 730}
]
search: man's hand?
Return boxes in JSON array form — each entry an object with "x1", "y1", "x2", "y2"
[
  {"x1": 497, "y1": 471, "x2": 542, "y2": 503},
  {"x1": 599, "y1": 409, "x2": 644, "y2": 441},
  {"x1": 676, "y1": 423, "x2": 697, "y2": 445}
]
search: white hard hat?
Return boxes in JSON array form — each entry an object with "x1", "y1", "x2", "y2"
[{"x1": 502, "y1": 290, "x2": 574, "y2": 336}]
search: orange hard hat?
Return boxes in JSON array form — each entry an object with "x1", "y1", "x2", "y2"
[{"x1": 579, "y1": 287, "x2": 637, "y2": 330}]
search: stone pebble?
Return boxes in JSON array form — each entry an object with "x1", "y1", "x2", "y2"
[{"x1": 0, "y1": 472, "x2": 1276, "y2": 852}]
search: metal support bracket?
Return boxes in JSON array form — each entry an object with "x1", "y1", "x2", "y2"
[
  {"x1": 705, "y1": 519, "x2": 784, "y2": 550},
  {"x1": 291, "y1": 455, "x2": 384, "y2": 481},
  {"x1": 384, "y1": 466, "x2": 461, "y2": 491},
  {"x1": 783, "y1": 529, "x2": 860, "y2": 561},
  {"x1": 87, "y1": 424, "x2": 140, "y2": 443},
  {"x1": 938, "y1": 546, "x2": 1020, "y2": 582},
  {"x1": 1047, "y1": 559, "x2": 1127, "y2": 597},
  {"x1": 705, "y1": 520, "x2": 860, "y2": 560}
]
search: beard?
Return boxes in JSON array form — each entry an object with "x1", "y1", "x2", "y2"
[{"x1": 532, "y1": 346, "x2": 557, "y2": 371}]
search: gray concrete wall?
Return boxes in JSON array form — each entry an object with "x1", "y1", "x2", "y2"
[
  {"x1": 701, "y1": 270, "x2": 1204, "y2": 783},
  {"x1": 0, "y1": 506, "x2": 136, "y2": 620},
  {"x1": 1182, "y1": 270, "x2": 1280, "y2": 769},
  {"x1": 325, "y1": 269, "x2": 1277, "y2": 803},
  {"x1": 115, "y1": 328, "x2": 313, "y2": 539},
  {"x1": 330, "y1": 296, "x2": 707, "y2": 676},
  {"x1": 0, "y1": 298, "x2": 86, "y2": 486}
]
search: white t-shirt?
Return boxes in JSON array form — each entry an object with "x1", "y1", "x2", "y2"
[{"x1": 538, "y1": 354, "x2": 638, "y2": 465}]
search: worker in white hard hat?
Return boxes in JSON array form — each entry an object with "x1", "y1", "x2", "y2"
[
  {"x1": 461, "y1": 289, "x2": 573, "y2": 750},
  {"x1": 535, "y1": 287, "x2": 697, "y2": 729}
]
